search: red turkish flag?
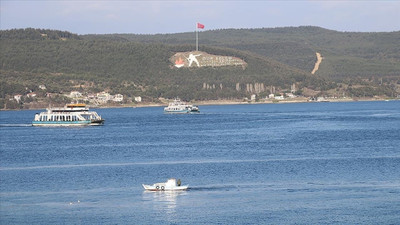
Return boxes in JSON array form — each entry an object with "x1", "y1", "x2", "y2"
[{"x1": 197, "y1": 23, "x2": 205, "y2": 29}]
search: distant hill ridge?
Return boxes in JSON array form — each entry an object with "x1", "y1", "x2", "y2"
[{"x1": 0, "y1": 28, "x2": 80, "y2": 40}]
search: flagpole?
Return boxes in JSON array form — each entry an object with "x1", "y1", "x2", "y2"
[{"x1": 196, "y1": 23, "x2": 198, "y2": 51}]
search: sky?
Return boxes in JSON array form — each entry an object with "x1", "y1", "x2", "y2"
[{"x1": 1, "y1": 0, "x2": 400, "y2": 34}]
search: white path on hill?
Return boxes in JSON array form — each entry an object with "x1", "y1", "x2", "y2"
[{"x1": 311, "y1": 52, "x2": 323, "y2": 74}]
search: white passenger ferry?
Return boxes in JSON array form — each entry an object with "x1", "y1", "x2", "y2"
[
  {"x1": 164, "y1": 98, "x2": 200, "y2": 114},
  {"x1": 32, "y1": 103, "x2": 104, "y2": 126}
]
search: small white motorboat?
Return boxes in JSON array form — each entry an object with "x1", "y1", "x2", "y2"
[{"x1": 142, "y1": 178, "x2": 188, "y2": 191}]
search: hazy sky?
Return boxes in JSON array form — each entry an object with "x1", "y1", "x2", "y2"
[{"x1": 1, "y1": 0, "x2": 399, "y2": 34}]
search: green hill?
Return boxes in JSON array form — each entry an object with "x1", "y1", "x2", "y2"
[
  {"x1": 86, "y1": 26, "x2": 400, "y2": 78},
  {"x1": 1, "y1": 27, "x2": 399, "y2": 109}
]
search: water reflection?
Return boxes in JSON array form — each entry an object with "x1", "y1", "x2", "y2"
[{"x1": 142, "y1": 191, "x2": 187, "y2": 216}]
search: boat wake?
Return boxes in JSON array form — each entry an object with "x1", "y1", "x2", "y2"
[
  {"x1": 189, "y1": 184, "x2": 239, "y2": 191},
  {"x1": 0, "y1": 124, "x2": 32, "y2": 127}
]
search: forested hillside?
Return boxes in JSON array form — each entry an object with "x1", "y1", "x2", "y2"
[
  {"x1": 1, "y1": 27, "x2": 399, "y2": 109},
  {"x1": 87, "y1": 26, "x2": 400, "y2": 78}
]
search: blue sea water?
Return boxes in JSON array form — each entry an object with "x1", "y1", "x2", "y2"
[{"x1": 1, "y1": 101, "x2": 400, "y2": 224}]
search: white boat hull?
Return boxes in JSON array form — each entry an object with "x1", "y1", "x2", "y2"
[
  {"x1": 164, "y1": 109, "x2": 199, "y2": 114},
  {"x1": 32, "y1": 120, "x2": 103, "y2": 126},
  {"x1": 142, "y1": 184, "x2": 188, "y2": 191}
]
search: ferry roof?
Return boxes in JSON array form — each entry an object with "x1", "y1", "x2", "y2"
[{"x1": 47, "y1": 103, "x2": 89, "y2": 112}]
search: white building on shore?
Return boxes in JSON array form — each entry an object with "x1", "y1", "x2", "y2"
[
  {"x1": 113, "y1": 94, "x2": 124, "y2": 102},
  {"x1": 69, "y1": 91, "x2": 82, "y2": 98},
  {"x1": 134, "y1": 96, "x2": 142, "y2": 102}
]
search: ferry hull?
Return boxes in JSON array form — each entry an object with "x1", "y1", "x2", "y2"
[
  {"x1": 32, "y1": 120, "x2": 104, "y2": 126},
  {"x1": 164, "y1": 110, "x2": 199, "y2": 114}
]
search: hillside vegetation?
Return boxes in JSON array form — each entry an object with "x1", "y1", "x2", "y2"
[
  {"x1": 1, "y1": 27, "x2": 399, "y2": 109},
  {"x1": 87, "y1": 26, "x2": 400, "y2": 78}
]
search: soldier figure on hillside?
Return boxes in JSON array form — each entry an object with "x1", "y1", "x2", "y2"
[{"x1": 187, "y1": 53, "x2": 201, "y2": 67}]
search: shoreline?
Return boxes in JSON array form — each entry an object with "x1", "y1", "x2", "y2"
[{"x1": 2, "y1": 97, "x2": 397, "y2": 111}]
